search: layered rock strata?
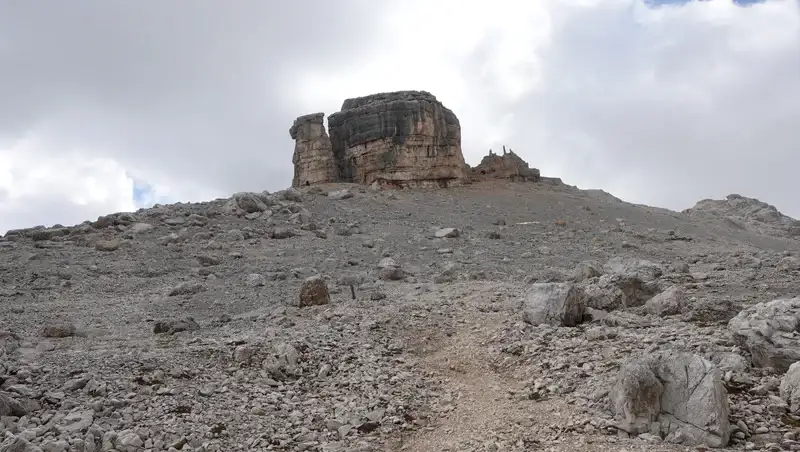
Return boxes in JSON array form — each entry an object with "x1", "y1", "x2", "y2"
[
  {"x1": 329, "y1": 91, "x2": 467, "y2": 187},
  {"x1": 290, "y1": 113, "x2": 337, "y2": 187},
  {"x1": 291, "y1": 91, "x2": 468, "y2": 188}
]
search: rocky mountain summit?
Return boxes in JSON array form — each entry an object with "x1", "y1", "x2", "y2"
[
  {"x1": 469, "y1": 146, "x2": 540, "y2": 183},
  {"x1": 290, "y1": 91, "x2": 541, "y2": 190},
  {"x1": 291, "y1": 91, "x2": 469, "y2": 188},
  {"x1": 3, "y1": 178, "x2": 800, "y2": 452}
]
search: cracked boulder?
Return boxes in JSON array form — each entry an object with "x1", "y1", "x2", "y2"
[
  {"x1": 645, "y1": 285, "x2": 689, "y2": 317},
  {"x1": 728, "y1": 297, "x2": 800, "y2": 372},
  {"x1": 521, "y1": 282, "x2": 586, "y2": 327},
  {"x1": 612, "y1": 351, "x2": 730, "y2": 447},
  {"x1": 581, "y1": 256, "x2": 662, "y2": 311},
  {"x1": 583, "y1": 274, "x2": 660, "y2": 311}
]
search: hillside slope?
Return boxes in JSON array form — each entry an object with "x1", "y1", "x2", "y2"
[{"x1": 2, "y1": 180, "x2": 800, "y2": 451}]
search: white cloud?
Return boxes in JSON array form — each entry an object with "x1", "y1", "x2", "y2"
[
  {"x1": 1, "y1": 0, "x2": 799, "y2": 234},
  {"x1": 0, "y1": 136, "x2": 136, "y2": 232},
  {"x1": 298, "y1": 0, "x2": 800, "y2": 215},
  {"x1": 509, "y1": 0, "x2": 800, "y2": 215}
]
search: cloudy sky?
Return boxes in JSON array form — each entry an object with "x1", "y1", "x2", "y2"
[{"x1": 0, "y1": 0, "x2": 797, "y2": 234}]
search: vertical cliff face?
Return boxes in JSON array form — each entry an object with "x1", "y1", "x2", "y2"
[
  {"x1": 326, "y1": 91, "x2": 467, "y2": 187},
  {"x1": 289, "y1": 113, "x2": 337, "y2": 187}
]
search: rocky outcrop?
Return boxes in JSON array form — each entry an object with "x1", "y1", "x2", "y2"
[
  {"x1": 328, "y1": 91, "x2": 468, "y2": 187},
  {"x1": 292, "y1": 91, "x2": 468, "y2": 188},
  {"x1": 290, "y1": 113, "x2": 337, "y2": 187},
  {"x1": 470, "y1": 146, "x2": 540, "y2": 182},
  {"x1": 683, "y1": 194, "x2": 800, "y2": 239}
]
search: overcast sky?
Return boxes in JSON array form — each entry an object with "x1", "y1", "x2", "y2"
[{"x1": 0, "y1": 0, "x2": 798, "y2": 234}]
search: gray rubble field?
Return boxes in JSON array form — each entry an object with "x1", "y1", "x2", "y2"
[{"x1": 3, "y1": 180, "x2": 800, "y2": 452}]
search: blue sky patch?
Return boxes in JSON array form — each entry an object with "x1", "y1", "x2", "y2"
[{"x1": 132, "y1": 179, "x2": 155, "y2": 208}]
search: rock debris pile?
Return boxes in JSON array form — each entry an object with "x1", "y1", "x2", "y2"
[
  {"x1": 2, "y1": 176, "x2": 800, "y2": 451},
  {"x1": 684, "y1": 194, "x2": 800, "y2": 239}
]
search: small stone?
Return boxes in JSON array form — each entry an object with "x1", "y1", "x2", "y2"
[
  {"x1": 298, "y1": 276, "x2": 330, "y2": 307},
  {"x1": 41, "y1": 322, "x2": 76, "y2": 338},
  {"x1": 435, "y1": 228, "x2": 460, "y2": 238},
  {"x1": 328, "y1": 189, "x2": 354, "y2": 200},
  {"x1": 129, "y1": 222, "x2": 154, "y2": 234},
  {"x1": 153, "y1": 318, "x2": 200, "y2": 335},
  {"x1": 94, "y1": 238, "x2": 121, "y2": 251},
  {"x1": 168, "y1": 281, "x2": 205, "y2": 296},
  {"x1": 196, "y1": 254, "x2": 221, "y2": 266},
  {"x1": 245, "y1": 273, "x2": 265, "y2": 287}
]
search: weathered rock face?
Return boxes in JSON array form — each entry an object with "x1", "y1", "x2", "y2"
[
  {"x1": 521, "y1": 282, "x2": 587, "y2": 327},
  {"x1": 326, "y1": 91, "x2": 468, "y2": 187},
  {"x1": 728, "y1": 297, "x2": 800, "y2": 372},
  {"x1": 290, "y1": 113, "x2": 337, "y2": 187},
  {"x1": 470, "y1": 147, "x2": 540, "y2": 182},
  {"x1": 612, "y1": 351, "x2": 730, "y2": 447}
]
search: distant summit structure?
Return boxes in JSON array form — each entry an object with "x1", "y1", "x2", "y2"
[
  {"x1": 291, "y1": 91, "x2": 467, "y2": 188},
  {"x1": 290, "y1": 90, "x2": 541, "y2": 188},
  {"x1": 469, "y1": 145, "x2": 541, "y2": 182}
]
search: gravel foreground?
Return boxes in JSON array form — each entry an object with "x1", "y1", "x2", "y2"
[{"x1": 2, "y1": 180, "x2": 800, "y2": 452}]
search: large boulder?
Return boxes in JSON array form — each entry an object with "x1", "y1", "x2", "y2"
[
  {"x1": 0, "y1": 435, "x2": 42, "y2": 452},
  {"x1": 0, "y1": 331, "x2": 20, "y2": 358},
  {"x1": 0, "y1": 392, "x2": 28, "y2": 417},
  {"x1": 604, "y1": 256, "x2": 663, "y2": 281},
  {"x1": 581, "y1": 257, "x2": 662, "y2": 311},
  {"x1": 612, "y1": 351, "x2": 730, "y2": 447},
  {"x1": 521, "y1": 283, "x2": 586, "y2": 327},
  {"x1": 780, "y1": 362, "x2": 800, "y2": 413},
  {"x1": 727, "y1": 297, "x2": 800, "y2": 372},
  {"x1": 583, "y1": 274, "x2": 660, "y2": 311},
  {"x1": 298, "y1": 276, "x2": 330, "y2": 307},
  {"x1": 682, "y1": 297, "x2": 738, "y2": 324},
  {"x1": 232, "y1": 192, "x2": 269, "y2": 213},
  {"x1": 645, "y1": 285, "x2": 689, "y2": 317},
  {"x1": 326, "y1": 91, "x2": 468, "y2": 187}
]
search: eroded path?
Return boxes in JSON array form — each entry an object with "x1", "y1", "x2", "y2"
[
  {"x1": 389, "y1": 285, "x2": 539, "y2": 451},
  {"x1": 390, "y1": 285, "x2": 704, "y2": 452}
]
